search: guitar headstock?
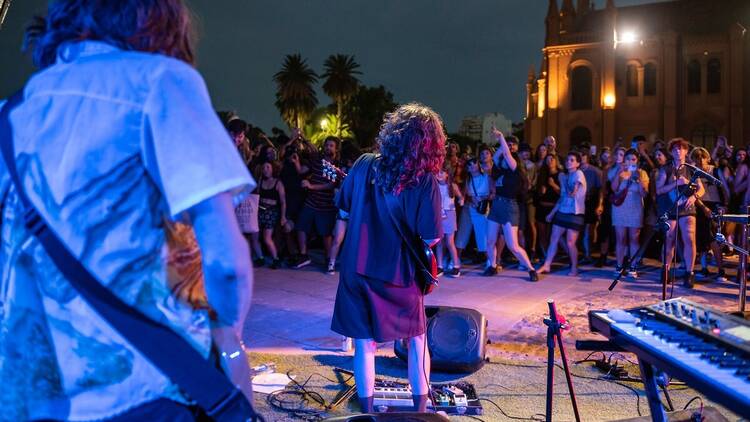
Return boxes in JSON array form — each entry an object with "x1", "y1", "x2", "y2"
[{"x1": 322, "y1": 159, "x2": 347, "y2": 183}]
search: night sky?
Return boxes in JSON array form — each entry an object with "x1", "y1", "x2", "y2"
[{"x1": 0, "y1": 0, "x2": 665, "y2": 132}]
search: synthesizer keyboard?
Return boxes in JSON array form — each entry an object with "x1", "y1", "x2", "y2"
[{"x1": 588, "y1": 298, "x2": 750, "y2": 420}]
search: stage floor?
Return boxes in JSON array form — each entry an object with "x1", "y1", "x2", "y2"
[{"x1": 243, "y1": 254, "x2": 743, "y2": 360}]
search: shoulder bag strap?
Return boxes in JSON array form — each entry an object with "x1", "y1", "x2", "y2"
[{"x1": 0, "y1": 92, "x2": 257, "y2": 422}]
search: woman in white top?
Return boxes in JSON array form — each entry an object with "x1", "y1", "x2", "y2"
[
  {"x1": 538, "y1": 152, "x2": 587, "y2": 276},
  {"x1": 435, "y1": 166, "x2": 464, "y2": 277},
  {"x1": 459, "y1": 157, "x2": 491, "y2": 264}
]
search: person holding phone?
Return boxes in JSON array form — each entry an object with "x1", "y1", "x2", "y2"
[{"x1": 611, "y1": 149, "x2": 650, "y2": 278}]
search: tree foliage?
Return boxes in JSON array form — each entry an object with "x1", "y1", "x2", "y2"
[
  {"x1": 273, "y1": 54, "x2": 318, "y2": 129},
  {"x1": 344, "y1": 85, "x2": 397, "y2": 148},
  {"x1": 321, "y1": 54, "x2": 362, "y2": 121}
]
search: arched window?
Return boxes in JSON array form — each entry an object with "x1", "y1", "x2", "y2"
[
  {"x1": 690, "y1": 123, "x2": 717, "y2": 148},
  {"x1": 569, "y1": 126, "x2": 592, "y2": 148},
  {"x1": 571, "y1": 66, "x2": 593, "y2": 110},
  {"x1": 644, "y1": 63, "x2": 657, "y2": 96},
  {"x1": 707, "y1": 58, "x2": 721, "y2": 94},
  {"x1": 626, "y1": 64, "x2": 638, "y2": 97},
  {"x1": 687, "y1": 60, "x2": 701, "y2": 94}
]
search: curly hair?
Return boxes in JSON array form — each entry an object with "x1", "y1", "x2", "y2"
[
  {"x1": 375, "y1": 103, "x2": 446, "y2": 194},
  {"x1": 23, "y1": 0, "x2": 196, "y2": 69}
]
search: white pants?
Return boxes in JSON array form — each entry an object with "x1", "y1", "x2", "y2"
[{"x1": 455, "y1": 205, "x2": 488, "y2": 252}]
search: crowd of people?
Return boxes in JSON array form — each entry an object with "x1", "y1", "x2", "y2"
[{"x1": 228, "y1": 114, "x2": 743, "y2": 289}]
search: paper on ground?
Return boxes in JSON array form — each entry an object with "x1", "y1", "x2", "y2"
[{"x1": 252, "y1": 372, "x2": 296, "y2": 394}]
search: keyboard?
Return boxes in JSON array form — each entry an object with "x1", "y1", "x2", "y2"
[{"x1": 588, "y1": 298, "x2": 750, "y2": 419}]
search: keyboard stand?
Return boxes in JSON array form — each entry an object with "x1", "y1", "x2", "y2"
[{"x1": 638, "y1": 359, "x2": 668, "y2": 422}]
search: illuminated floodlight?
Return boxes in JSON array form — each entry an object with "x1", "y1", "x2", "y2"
[
  {"x1": 621, "y1": 31, "x2": 637, "y2": 44},
  {"x1": 603, "y1": 93, "x2": 616, "y2": 109}
]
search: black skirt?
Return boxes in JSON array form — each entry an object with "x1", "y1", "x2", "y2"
[
  {"x1": 331, "y1": 271, "x2": 426, "y2": 342},
  {"x1": 552, "y1": 212, "x2": 585, "y2": 232}
]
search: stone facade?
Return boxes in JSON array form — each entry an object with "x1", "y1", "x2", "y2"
[{"x1": 525, "y1": 0, "x2": 750, "y2": 152}]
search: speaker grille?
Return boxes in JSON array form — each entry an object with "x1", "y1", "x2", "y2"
[{"x1": 427, "y1": 309, "x2": 479, "y2": 359}]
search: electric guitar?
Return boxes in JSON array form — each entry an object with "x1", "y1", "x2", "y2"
[{"x1": 321, "y1": 158, "x2": 347, "y2": 184}]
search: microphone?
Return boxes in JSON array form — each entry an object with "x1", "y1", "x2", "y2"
[{"x1": 682, "y1": 163, "x2": 722, "y2": 186}]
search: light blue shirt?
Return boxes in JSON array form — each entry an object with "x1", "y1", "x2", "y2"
[{"x1": 0, "y1": 41, "x2": 254, "y2": 421}]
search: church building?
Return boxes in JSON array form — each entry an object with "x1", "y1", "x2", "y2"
[{"x1": 525, "y1": 0, "x2": 750, "y2": 151}]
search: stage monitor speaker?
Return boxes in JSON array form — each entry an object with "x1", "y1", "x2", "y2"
[
  {"x1": 323, "y1": 412, "x2": 450, "y2": 421},
  {"x1": 394, "y1": 306, "x2": 488, "y2": 373}
]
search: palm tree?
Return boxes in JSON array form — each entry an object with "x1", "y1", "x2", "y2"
[
  {"x1": 274, "y1": 54, "x2": 318, "y2": 129},
  {"x1": 321, "y1": 54, "x2": 362, "y2": 121}
]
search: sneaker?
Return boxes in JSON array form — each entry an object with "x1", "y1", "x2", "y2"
[
  {"x1": 684, "y1": 271, "x2": 695, "y2": 288},
  {"x1": 627, "y1": 268, "x2": 638, "y2": 279},
  {"x1": 700, "y1": 267, "x2": 710, "y2": 278},
  {"x1": 529, "y1": 270, "x2": 539, "y2": 282},
  {"x1": 579, "y1": 256, "x2": 593, "y2": 265},
  {"x1": 253, "y1": 257, "x2": 266, "y2": 267},
  {"x1": 326, "y1": 262, "x2": 336, "y2": 275},
  {"x1": 482, "y1": 266, "x2": 498, "y2": 276},
  {"x1": 447, "y1": 267, "x2": 461, "y2": 277},
  {"x1": 716, "y1": 269, "x2": 727, "y2": 283},
  {"x1": 270, "y1": 259, "x2": 281, "y2": 270},
  {"x1": 613, "y1": 264, "x2": 623, "y2": 277},
  {"x1": 293, "y1": 254, "x2": 311, "y2": 269},
  {"x1": 436, "y1": 267, "x2": 445, "y2": 277},
  {"x1": 594, "y1": 256, "x2": 606, "y2": 268}
]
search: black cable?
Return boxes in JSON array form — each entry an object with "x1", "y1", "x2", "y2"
[
  {"x1": 574, "y1": 351, "x2": 606, "y2": 364},
  {"x1": 478, "y1": 398, "x2": 546, "y2": 421},
  {"x1": 264, "y1": 369, "x2": 358, "y2": 421},
  {"x1": 683, "y1": 396, "x2": 704, "y2": 411},
  {"x1": 608, "y1": 352, "x2": 638, "y2": 366}
]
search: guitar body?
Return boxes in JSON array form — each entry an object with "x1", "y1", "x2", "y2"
[{"x1": 417, "y1": 238, "x2": 439, "y2": 295}]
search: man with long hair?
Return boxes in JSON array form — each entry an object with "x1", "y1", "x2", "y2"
[
  {"x1": 1, "y1": 1, "x2": 256, "y2": 420},
  {"x1": 331, "y1": 103, "x2": 445, "y2": 413}
]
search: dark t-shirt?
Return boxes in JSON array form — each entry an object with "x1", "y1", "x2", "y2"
[
  {"x1": 492, "y1": 164, "x2": 521, "y2": 199},
  {"x1": 581, "y1": 165, "x2": 602, "y2": 201},
  {"x1": 280, "y1": 159, "x2": 307, "y2": 209},
  {"x1": 303, "y1": 152, "x2": 337, "y2": 211},
  {"x1": 337, "y1": 154, "x2": 442, "y2": 287}
]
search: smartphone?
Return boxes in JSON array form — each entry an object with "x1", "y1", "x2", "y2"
[
  {"x1": 631, "y1": 141, "x2": 638, "y2": 150},
  {"x1": 590, "y1": 145, "x2": 597, "y2": 155}
]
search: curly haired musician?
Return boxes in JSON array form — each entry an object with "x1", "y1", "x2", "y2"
[{"x1": 331, "y1": 103, "x2": 445, "y2": 413}]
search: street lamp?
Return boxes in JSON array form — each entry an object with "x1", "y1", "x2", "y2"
[{"x1": 614, "y1": 29, "x2": 639, "y2": 49}]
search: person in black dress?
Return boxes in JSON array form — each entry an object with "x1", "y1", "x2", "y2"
[{"x1": 331, "y1": 103, "x2": 445, "y2": 414}]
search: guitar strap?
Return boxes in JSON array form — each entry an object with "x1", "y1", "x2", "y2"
[
  {"x1": 0, "y1": 91, "x2": 258, "y2": 421},
  {"x1": 367, "y1": 155, "x2": 438, "y2": 293}
]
